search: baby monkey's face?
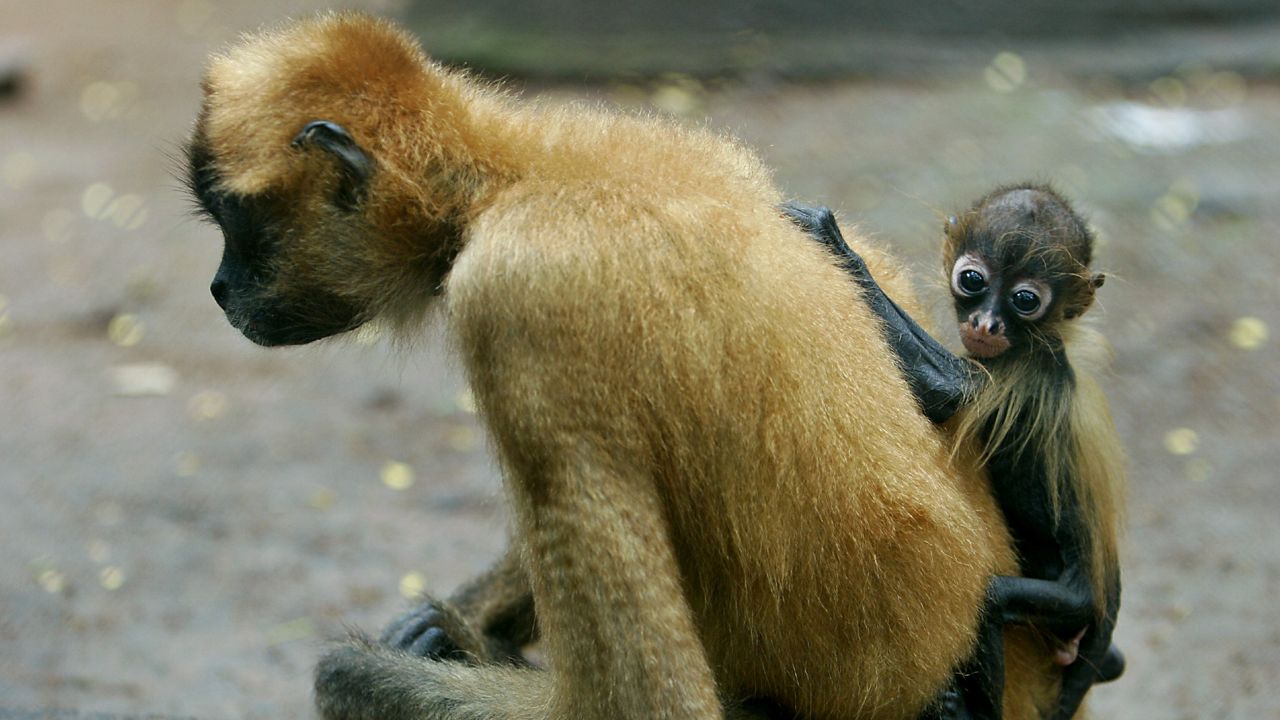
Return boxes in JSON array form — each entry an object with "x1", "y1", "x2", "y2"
[
  {"x1": 941, "y1": 184, "x2": 1102, "y2": 359},
  {"x1": 949, "y1": 251, "x2": 1054, "y2": 359}
]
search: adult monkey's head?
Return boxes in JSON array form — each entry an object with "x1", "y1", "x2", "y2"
[{"x1": 185, "y1": 12, "x2": 504, "y2": 346}]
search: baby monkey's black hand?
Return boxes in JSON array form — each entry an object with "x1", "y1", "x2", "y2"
[{"x1": 781, "y1": 202, "x2": 976, "y2": 424}]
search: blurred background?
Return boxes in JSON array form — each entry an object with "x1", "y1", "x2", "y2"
[{"x1": 1, "y1": 0, "x2": 1278, "y2": 717}]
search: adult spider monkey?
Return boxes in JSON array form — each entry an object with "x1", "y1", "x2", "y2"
[
  {"x1": 783, "y1": 185, "x2": 1125, "y2": 720},
  {"x1": 188, "y1": 13, "x2": 1107, "y2": 719}
]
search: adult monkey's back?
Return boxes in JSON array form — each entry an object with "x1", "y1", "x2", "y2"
[{"x1": 188, "y1": 13, "x2": 1059, "y2": 720}]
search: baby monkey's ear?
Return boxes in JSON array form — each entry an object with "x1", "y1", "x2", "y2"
[
  {"x1": 291, "y1": 120, "x2": 373, "y2": 211},
  {"x1": 1063, "y1": 273, "x2": 1105, "y2": 320},
  {"x1": 944, "y1": 215, "x2": 959, "y2": 235}
]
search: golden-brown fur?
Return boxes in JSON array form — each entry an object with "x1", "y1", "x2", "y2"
[{"x1": 192, "y1": 13, "x2": 1072, "y2": 719}]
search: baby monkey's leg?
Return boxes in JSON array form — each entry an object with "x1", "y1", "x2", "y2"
[
  {"x1": 1048, "y1": 573, "x2": 1124, "y2": 720},
  {"x1": 921, "y1": 574, "x2": 1098, "y2": 720}
]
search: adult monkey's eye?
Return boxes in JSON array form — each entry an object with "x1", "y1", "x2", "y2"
[
  {"x1": 958, "y1": 269, "x2": 986, "y2": 295},
  {"x1": 1011, "y1": 289, "x2": 1041, "y2": 315}
]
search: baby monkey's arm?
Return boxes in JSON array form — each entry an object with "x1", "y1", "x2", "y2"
[{"x1": 781, "y1": 203, "x2": 976, "y2": 423}]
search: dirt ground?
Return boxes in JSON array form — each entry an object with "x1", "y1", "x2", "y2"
[{"x1": 2, "y1": 1, "x2": 1278, "y2": 718}]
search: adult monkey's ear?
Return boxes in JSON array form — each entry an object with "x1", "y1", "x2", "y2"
[{"x1": 291, "y1": 120, "x2": 373, "y2": 211}]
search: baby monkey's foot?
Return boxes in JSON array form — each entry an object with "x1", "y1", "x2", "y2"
[{"x1": 1053, "y1": 627, "x2": 1088, "y2": 666}]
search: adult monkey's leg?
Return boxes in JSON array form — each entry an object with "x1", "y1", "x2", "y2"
[
  {"x1": 512, "y1": 445, "x2": 722, "y2": 718},
  {"x1": 318, "y1": 446, "x2": 726, "y2": 720},
  {"x1": 315, "y1": 639, "x2": 552, "y2": 720},
  {"x1": 315, "y1": 639, "x2": 781, "y2": 720}
]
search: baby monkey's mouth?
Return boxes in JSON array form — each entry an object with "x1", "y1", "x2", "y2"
[{"x1": 958, "y1": 326, "x2": 1011, "y2": 359}]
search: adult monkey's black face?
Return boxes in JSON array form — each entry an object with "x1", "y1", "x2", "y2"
[{"x1": 185, "y1": 120, "x2": 372, "y2": 347}]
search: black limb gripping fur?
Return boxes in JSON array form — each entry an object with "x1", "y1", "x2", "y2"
[
  {"x1": 780, "y1": 202, "x2": 975, "y2": 424},
  {"x1": 784, "y1": 203, "x2": 1123, "y2": 720}
]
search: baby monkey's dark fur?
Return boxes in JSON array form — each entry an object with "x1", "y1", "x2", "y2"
[{"x1": 787, "y1": 184, "x2": 1124, "y2": 720}]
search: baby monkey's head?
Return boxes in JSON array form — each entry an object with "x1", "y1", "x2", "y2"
[{"x1": 943, "y1": 184, "x2": 1104, "y2": 359}]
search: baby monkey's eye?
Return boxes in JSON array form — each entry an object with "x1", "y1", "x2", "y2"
[
  {"x1": 951, "y1": 254, "x2": 991, "y2": 299},
  {"x1": 1010, "y1": 289, "x2": 1041, "y2": 315},
  {"x1": 958, "y1": 269, "x2": 986, "y2": 295}
]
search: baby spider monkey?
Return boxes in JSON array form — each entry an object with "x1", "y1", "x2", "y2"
[{"x1": 785, "y1": 184, "x2": 1125, "y2": 720}]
